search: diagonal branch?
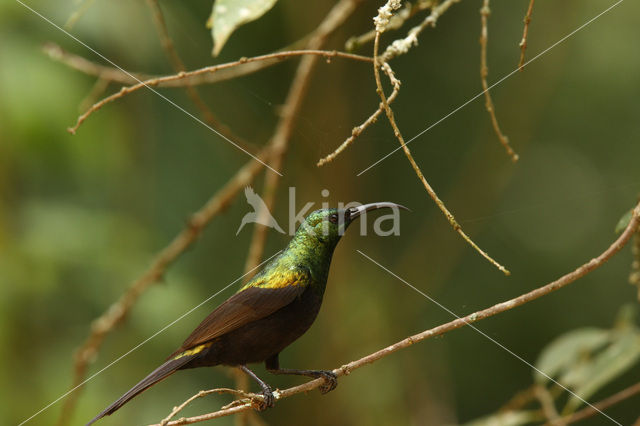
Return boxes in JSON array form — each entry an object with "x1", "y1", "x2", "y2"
[
  {"x1": 149, "y1": 201, "x2": 640, "y2": 426},
  {"x1": 558, "y1": 381, "x2": 640, "y2": 425}
]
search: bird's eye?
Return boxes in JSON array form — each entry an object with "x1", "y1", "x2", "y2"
[{"x1": 329, "y1": 213, "x2": 339, "y2": 224}]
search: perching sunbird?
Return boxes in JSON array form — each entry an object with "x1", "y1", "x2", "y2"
[{"x1": 87, "y1": 202, "x2": 407, "y2": 425}]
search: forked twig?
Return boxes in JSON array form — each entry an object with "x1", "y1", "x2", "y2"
[
  {"x1": 380, "y1": 0, "x2": 460, "y2": 62},
  {"x1": 318, "y1": 0, "x2": 461, "y2": 168},
  {"x1": 158, "y1": 388, "x2": 261, "y2": 426},
  {"x1": 345, "y1": 0, "x2": 435, "y2": 52},
  {"x1": 372, "y1": 27, "x2": 510, "y2": 275},
  {"x1": 317, "y1": 77, "x2": 399, "y2": 167}
]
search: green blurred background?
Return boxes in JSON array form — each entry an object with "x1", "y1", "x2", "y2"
[{"x1": 2, "y1": 0, "x2": 640, "y2": 425}]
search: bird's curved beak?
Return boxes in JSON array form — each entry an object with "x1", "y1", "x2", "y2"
[{"x1": 347, "y1": 202, "x2": 410, "y2": 220}]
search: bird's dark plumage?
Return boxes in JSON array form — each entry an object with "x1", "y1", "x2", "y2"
[
  {"x1": 172, "y1": 271, "x2": 309, "y2": 356},
  {"x1": 86, "y1": 202, "x2": 406, "y2": 425}
]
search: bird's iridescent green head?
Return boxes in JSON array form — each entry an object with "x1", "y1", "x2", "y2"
[
  {"x1": 293, "y1": 202, "x2": 408, "y2": 249},
  {"x1": 277, "y1": 202, "x2": 408, "y2": 286}
]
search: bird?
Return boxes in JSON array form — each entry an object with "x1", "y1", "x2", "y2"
[
  {"x1": 86, "y1": 202, "x2": 407, "y2": 425},
  {"x1": 236, "y1": 186, "x2": 285, "y2": 235}
]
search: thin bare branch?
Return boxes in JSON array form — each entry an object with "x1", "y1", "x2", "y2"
[
  {"x1": 373, "y1": 31, "x2": 510, "y2": 275},
  {"x1": 480, "y1": 0, "x2": 519, "y2": 162},
  {"x1": 43, "y1": 42, "x2": 152, "y2": 84},
  {"x1": 316, "y1": 78, "x2": 399, "y2": 167},
  {"x1": 55, "y1": 148, "x2": 273, "y2": 426},
  {"x1": 557, "y1": 381, "x2": 640, "y2": 425},
  {"x1": 67, "y1": 49, "x2": 371, "y2": 135},
  {"x1": 519, "y1": 0, "x2": 536, "y2": 71},
  {"x1": 145, "y1": 0, "x2": 185, "y2": 73},
  {"x1": 242, "y1": 0, "x2": 361, "y2": 274},
  {"x1": 145, "y1": 0, "x2": 258, "y2": 154},
  {"x1": 150, "y1": 201, "x2": 640, "y2": 426}
]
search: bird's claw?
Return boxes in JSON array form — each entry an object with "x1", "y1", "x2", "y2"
[
  {"x1": 253, "y1": 386, "x2": 275, "y2": 411},
  {"x1": 316, "y1": 370, "x2": 338, "y2": 394}
]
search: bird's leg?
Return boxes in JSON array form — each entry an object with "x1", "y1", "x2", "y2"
[
  {"x1": 239, "y1": 365, "x2": 275, "y2": 410},
  {"x1": 265, "y1": 354, "x2": 337, "y2": 394}
]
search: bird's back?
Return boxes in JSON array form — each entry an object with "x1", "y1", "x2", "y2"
[
  {"x1": 168, "y1": 261, "x2": 319, "y2": 363},
  {"x1": 181, "y1": 284, "x2": 323, "y2": 367}
]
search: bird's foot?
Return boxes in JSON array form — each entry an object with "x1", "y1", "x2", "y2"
[
  {"x1": 314, "y1": 370, "x2": 338, "y2": 394},
  {"x1": 252, "y1": 385, "x2": 275, "y2": 411}
]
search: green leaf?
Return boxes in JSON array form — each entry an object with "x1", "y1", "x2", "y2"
[
  {"x1": 534, "y1": 307, "x2": 640, "y2": 413},
  {"x1": 564, "y1": 327, "x2": 640, "y2": 411},
  {"x1": 207, "y1": 0, "x2": 278, "y2": 56},
  {"x1": 462, "y1": 410, "x2": 540, "y2": 426},
  {"x1": 534, "y1": 328, "x2": 610, "y2": 384},
  {"x1": 614, "y1": 209, "x2": 633, "y2": 233}
]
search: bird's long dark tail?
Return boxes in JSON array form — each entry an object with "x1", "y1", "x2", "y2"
[{"x1": 85, "y1": 355, "x2": 193, "y2": 425}]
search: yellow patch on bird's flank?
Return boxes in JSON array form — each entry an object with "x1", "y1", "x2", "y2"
[
  {"x1": 173, "y1": 342, "x2": 212, "y2": 360},
  {"x1": 255, "y1": 271, "x2": 306, "y2": 290}
]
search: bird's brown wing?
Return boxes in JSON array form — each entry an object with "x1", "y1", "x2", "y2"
[{"x1": 169, "y1": 281, "x2": 307, "y2": 358}]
